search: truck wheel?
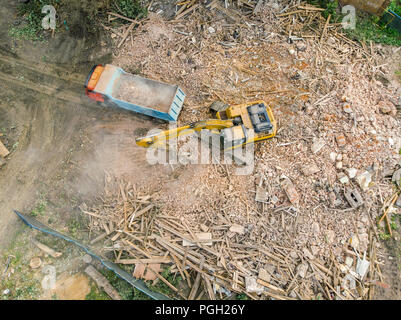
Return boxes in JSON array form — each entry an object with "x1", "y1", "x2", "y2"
[{"x1": 210, "y1": 101, "x2": 228, "y2": 114}]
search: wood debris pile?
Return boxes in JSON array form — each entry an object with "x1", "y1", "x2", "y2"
[
  {"x1": 83, "y1": 173, "x2": 390, "y2": 300},
  {"x1": 87, "y1": 0, "x2": 401, "y2": 299}
]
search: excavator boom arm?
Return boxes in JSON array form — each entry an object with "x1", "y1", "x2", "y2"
[{"x1": 135, "y1": 119, "x2": 234, "y2": 148}]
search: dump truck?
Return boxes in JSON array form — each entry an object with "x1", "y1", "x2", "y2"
[
  {"x1": 135, "y1": 100, "x2": 277, "y2": 151},
  {"x1": 84, "y1": 64, "x2": 185, "y2": 122}
]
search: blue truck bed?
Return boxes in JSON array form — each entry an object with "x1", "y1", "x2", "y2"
[{"x1": 85, "y1": 64, "x2": 185, "y2": 122}]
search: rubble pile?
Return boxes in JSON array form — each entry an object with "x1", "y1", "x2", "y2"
[{"x1": 89, "y1": 0, "x2": 401, "y2": 299}]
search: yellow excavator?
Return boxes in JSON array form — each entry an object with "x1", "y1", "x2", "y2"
[{"x1": 135, "y1": 100, "x2": 277, "y2": 151}]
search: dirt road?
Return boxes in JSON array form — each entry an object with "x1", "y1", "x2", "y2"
[{"x1": 0, "y1": 1, "x2": 169, "y2": 247}]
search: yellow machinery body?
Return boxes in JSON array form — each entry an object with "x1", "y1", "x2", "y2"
[{"x1": 135, "y1": 100, "x2": 277, "y2": 150}]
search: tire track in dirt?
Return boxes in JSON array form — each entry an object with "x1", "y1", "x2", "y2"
[
  {"x1": 0, "y1": 53, "x2": 89, "y2": 245},
  {"x1": 0, "y1": 46, "x2": 171, "y2": 247},
  {"x1": 0, "y1": 1, "x2": 179, "y2": 252},
  {"x1": 0, "y1": 48, "x2": 86, "y2": 84},
  {"x1": 0, "y1": 51, "x2": 84, "y2": 104}
]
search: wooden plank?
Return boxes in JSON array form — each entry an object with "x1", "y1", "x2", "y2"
[
  {"x1": 154, "y1": 236, "x2": 216, "y2": 273},
  {"x1": 182, "y1": 232, "x2": 212, "y2": 246},
  {"x1": 32, "y1": 238, "x2": 62, "y2": 258},
  {"x1": 123, "y1": 239, "x2": 153, "y2": 258},
  {"x1": 169, "y1": 251, "x2": 189, "y2": 285},
  {"x1": 230, "y1": 243, "x2": 284, "y2": 264},
  {"x1": 276, "y1": 10, "x2": 304, "y2": 17},
  {"x1": 297, "y1": 5, "x2": 325, "y2": 11},
  {"x1": 256, "y1": 278, "x2": 286, "y2": 294},
  {"x1": 188, "y1": 257, "x2": 204, "y2": 300},
  {"x1": 130, "y1": 204, "x2": 154, "y2": 222},
  {"x1": 146, "y1": 264, "x2": 187, "y2": 299},
  {"x1": 175, "y1": 3, "x2": 199, "y2": 20},
  {"x1": 156, "y1": 221, "x2": 221, "y2": 257},
  {"x1": 107, "y1": 11, "x2": 137, "y2": 23},
  {"x1": 85, "y1": 265, "x2": 122, "y2": 300},
  {"x1": 82, "y1": 210, "x2": 110, "y2": 220},
  {"x1": 310, "y1": 260, "x2": 334, "y2": 277},
  {"x1": 115, "y1": 257, "x2": 171, "y2": 264},
  {"x1": 320, "y1": 14, "x2": 331, "y2": 44},
  {"x1": 118, "y1": 22, "x2": 137, "y2": 48},
  {"x1": 175, "y1": 1, "x2": 189, "y2": 17},
  {"x1": 202, "y1": 275, "x2": 216, "y2": 300}
]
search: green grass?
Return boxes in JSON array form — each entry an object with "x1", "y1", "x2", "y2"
[
  {"x1": 112, "y1": 0, "x2": 148, "y2": 21},
  {"x1": 9, "y1": 25, "x2": 44, "y2": 42},
  {"x1": 306, "y1": 0, "x2": 401, "y2": 46},
  {"x1": 30, "y1": 198, "x2": 47, "y2": 217},
  {"x1": 99, "y1": 268, "x2": 151, "y2": 300},
  {"x1": 379, "y1": 232, "x2": 392, "y2": 241},
  {"x1": 0, "y1": 236, "x2": 42, "y2": 300},
  {"x1": 9, "y1": 0, "x2": 60, "y2": 41},
  {"x1": 95, "y1": 266, "x2": 182, "y2": 300},
  {"x1": 85, "y1": 283, "x2": 110, "y2": 300},
  {"x1": 148, "y1": 267, "x2": 182, "y2": 298},
  {"x1": 236, "y1": 293, "x2": 249, "y2": 300},
  {"x1": 67, "y1": 218, "x2": 84, "y2": 239},
  {"x1": 346, "y1": 12, "x2": 401, "y2": 46},
  {"x1": 389, "y1": 0, "x2": 401, "y2": 16},
  {"x1": 306, "y1": 0, "x2": 341, "y2": 21},
  {"x1": 391, "y1": 215, "x2": 399, "y2": 231}
]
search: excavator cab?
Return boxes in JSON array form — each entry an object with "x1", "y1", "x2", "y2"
[
  {"x1": 247, "y1": 103, "x2": 274, "y2": 133},
  {"x1": 214, "y1": 100, "x2": 276, "y2": 149}
]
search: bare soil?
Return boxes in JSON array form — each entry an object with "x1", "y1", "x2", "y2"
[
  {"x1": 0, "y1": 1, "x2": 166, "y2": 248},
  {"x1": 1, "y1": 0, "x2": 400, "y2": 300}
]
